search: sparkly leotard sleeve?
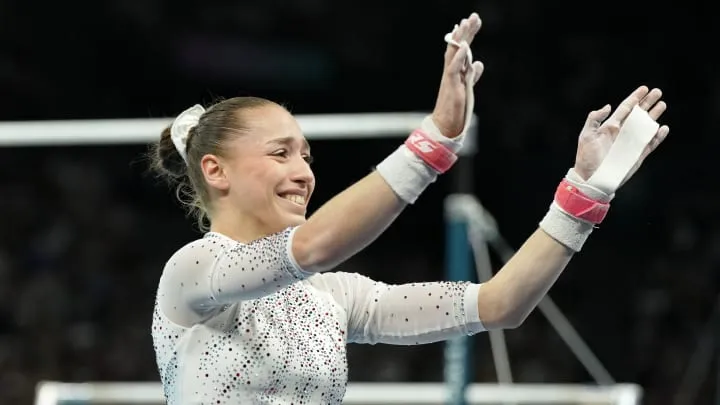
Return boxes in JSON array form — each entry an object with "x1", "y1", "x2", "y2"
[
  {"x1": 156, "y1": 227, "x2": 310, "y2": 326},
  {"x1": 307, "y1": 271, "x2": 485, "y2": 345}
]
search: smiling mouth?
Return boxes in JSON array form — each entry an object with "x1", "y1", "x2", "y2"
[{"x1": 278, "y1": 193, "x2": 306, "y2": 207}]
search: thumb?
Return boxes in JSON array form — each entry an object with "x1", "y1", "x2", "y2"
[
  {"x1": 471, "y1": 61, "x2": 484, "y2": 84},
  {"x1": 448, "y1": 41, "x2": 470, "y2": 74},
  {"x1": 585, "y1": 104, "x2": 612, "y2": 129}
]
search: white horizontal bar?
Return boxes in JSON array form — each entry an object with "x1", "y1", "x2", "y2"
[
  {"x1": 0, "y1": 112, "x2": 478, "y2": 155},
  {"x1": 35, "y1": 381, "x2": 641, "y2": 405}
]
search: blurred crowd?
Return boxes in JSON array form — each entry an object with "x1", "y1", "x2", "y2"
[{"x1": 0, "y1": 0, "x2": 719, "y2": 403}]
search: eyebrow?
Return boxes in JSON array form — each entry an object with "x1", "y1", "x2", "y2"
[{"x1": 267, "y1": 136, "x2": 311, "y2": 153}]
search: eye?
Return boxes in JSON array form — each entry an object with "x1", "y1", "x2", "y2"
[
  {"x1": 271, "y1": 149, "x2": 289, "y2": 158},
  {"x1": 303, "y1": 154, "x2": 314, "y2": 164}
]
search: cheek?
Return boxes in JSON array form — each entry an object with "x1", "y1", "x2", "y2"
[
  {"x1": 308, "y1": 170, "x2": 317, "y2": 190},
  {"x1": 308, "y1": 178, "x2": 317, "y2": 196},
  {"x1": 230, "y1": 161, "x2": 281, "y2": 200}
]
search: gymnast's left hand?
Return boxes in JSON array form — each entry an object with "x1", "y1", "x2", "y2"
[{"x1": 573, "y1": 85, "x2": 670, "y2": 186}]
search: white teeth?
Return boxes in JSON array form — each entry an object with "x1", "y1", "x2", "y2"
[{"x1": 281, "y1": 194, "x2": 306, "y2": 205}]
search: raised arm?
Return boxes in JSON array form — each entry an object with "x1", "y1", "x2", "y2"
[
  {"x1": 477, "y1": 86, "x2": 669, "y2": 329},
  {"x1": 292, "y1": 13, "x2": 485, "y2": 273},
  {"x1": 304, "y1": 87, "x2": 670, "y2": 343}
]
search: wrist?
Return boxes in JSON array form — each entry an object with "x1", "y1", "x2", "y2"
[
  {"x1": 404, "y1": 126, "x2": 458, "y2": 174},
  {"x1": 566, "y1": 168, "x2": 614, "y2": 203},
  {"x1": 375, "y1": 116, "x2": 465, "y2": 204},
  {"x1": 424, "y1": 115, "x2": 465, "y2": 151},
  {"x1": 429, "y1": 112, "x2": 461, "y2": 140},
  {"x1": 538, "y1": 169, "x2": 613, "y2": 252},
  {"x1": 375, "y1": 145, "x2": 438, "y2": 204},
  {"x1": 539, "y1": 204, "x2": 595, "y2": 252}
]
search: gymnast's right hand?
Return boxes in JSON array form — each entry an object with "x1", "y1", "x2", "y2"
[{"x1": 431, "y1": 13, "x2": 485, "y2": 139}]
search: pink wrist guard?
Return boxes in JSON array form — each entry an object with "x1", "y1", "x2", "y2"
[
  {"x1": 554, "y1": 179, "x2": 610, "y2": 224},
  {"x1": 404, "y1": 129, "x2": 458, "y2": 174}
]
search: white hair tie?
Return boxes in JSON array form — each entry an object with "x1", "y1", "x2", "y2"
[{"x1": 170, "y1": 104, "x2": 206, "y2": 163}]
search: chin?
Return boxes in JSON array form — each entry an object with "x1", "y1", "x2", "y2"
[
  {"x1": 269, "y1": 199, "x2": 309, "y2": 231},
  {"x1": 283, "y1": 214, "x2": 307, "y2": 227},
  {"x1": 267, "y1": 213, "x2": 306, "y2": 233}
]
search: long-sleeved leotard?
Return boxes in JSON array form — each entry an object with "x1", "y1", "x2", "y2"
[{"x1": 152, "y1": 229, "x2": 485, "y2": 404}]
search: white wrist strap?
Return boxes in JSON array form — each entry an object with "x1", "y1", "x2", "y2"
[
  {"x1": 586, "y1": 106, "x2": 658, "y2": 194},
  {"x1": 376, "y1": 146, "x2": 438, "y2": 204},
  {"x1": 539, "y1": 203, "x2": 595, "y2": 252}
]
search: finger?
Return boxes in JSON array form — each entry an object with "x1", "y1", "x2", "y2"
[
  {"x1": 465, "y1": 13, "x2": 482, "y2": 44},
  {"x1": 639, "y1": 125, "x2": 670, "y2": 162},
  {"x1": 639, "y1": 88, "x2": 662, "y2": 111},
  {"x1": 584, "y1": 104, "x2": 612, "y2": 129},
  {"x1": 452, "y1": 18, "x2": 470, "y2": 43},
  {"x1": 648, "y1": 100, "x2": 667, "y2": 121},
  {"x1": 606, "y1": 85, "x2": 650, "y2": 127},
  {"x1": 445, "y1": 15, "x2": 482, "y2": 60},
  {"x1": 445, "y1": 20, "x2": 467, "y2": 62},
  {"x1": 471, "y1": 61, "x2": 485, "y2": 84},
  {"x1": 445, "y1": 14, "x2": 482, "y2": 67},
  {"x1": 448, "y1": 42, "x2": 469, "y2": 74},
  {"x1": 653, "y1": 125, "x2": 670, "y2": 150}
]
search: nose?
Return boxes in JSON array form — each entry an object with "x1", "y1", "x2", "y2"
[{"x1": 289, "y1": 157, "x2": 314, "y2": 186}]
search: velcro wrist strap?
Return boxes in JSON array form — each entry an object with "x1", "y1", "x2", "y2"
[
  {"x1": 554, "y1": 179, "x2": 610, "y2": 224},
  {"x1": 404, "y1": 129, "x2": 458, "y2": 174}
]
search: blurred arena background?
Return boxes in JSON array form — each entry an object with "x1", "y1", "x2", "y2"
[{"x1": 0, "y1": 0, "x2": 719, "y2": 403}]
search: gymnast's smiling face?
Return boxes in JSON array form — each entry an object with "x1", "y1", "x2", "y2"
[{"x1": 200, "y1": 102, "x2": 315, "y2": 238}]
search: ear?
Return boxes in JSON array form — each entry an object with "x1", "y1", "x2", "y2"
[{"x1": 200, "y1": 154, "x2": 230, "y2": 191}]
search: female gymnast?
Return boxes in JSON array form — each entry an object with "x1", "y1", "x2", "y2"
[{"x1": 150, "y1": 12, "x2": 669, "y2": 404}]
